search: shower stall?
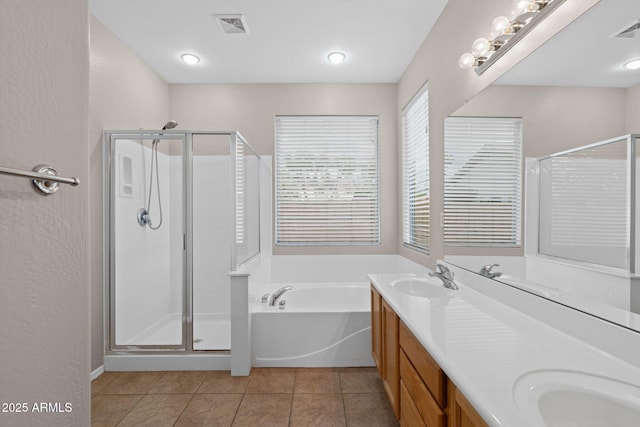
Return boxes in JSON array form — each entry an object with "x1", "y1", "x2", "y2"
[{"x1": 103, "y1": 128, "x2": 260, "y2": 368}]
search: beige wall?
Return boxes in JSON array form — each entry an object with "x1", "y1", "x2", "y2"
[
  {"x1": 89, "y1": 16, "x2": 170, "y2": 371},
  {"x1": 626, "y1": 83, "x2": 640, "y2": 133},
  {"x1": 448, "y1": 84, "x2": 626, "y2": 256},
  {"x1": 170, "y1": 83, "x2": 398, "y2": 254},
  {"x1": 0, "y1": 1, "x2": 90, "y2": 425},
  {"x1": 396, "y1": 0, "x2": 602, "y2": 268}
]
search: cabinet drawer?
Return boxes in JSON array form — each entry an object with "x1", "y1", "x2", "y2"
[
  {"x1": 400, "y1": 322, "x2": 447, "y2": 408},
  {"x1": 400, "y1": 349, "x2": 445, "y2": 427},
  {"x1": 400, "y1": 379, "x2": 427, "y2": 427}
]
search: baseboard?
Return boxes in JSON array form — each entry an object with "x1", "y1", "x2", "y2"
[{"x1": 90, "y1": 365, "x2": 105, "y2": 381}]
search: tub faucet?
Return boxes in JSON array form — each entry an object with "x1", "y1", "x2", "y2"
[
  {"x1": 269, "y1": 286, "x2": 292, "y2": 306},
  {"x1": 479, "y1": 263, "x2": 502, "y2": 279},
  {"x1": 429, "y1": 263, "x2": 458, "y2": 290}
]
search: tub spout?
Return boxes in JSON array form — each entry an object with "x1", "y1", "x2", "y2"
[{"x1": 269, "y1": 286, "x2": 292, "y2": 306}]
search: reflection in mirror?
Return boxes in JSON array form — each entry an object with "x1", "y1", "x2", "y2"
[
  {"x1": 444, "y1": 0, "x2": 640, "y2": 333},
  {"x1": 539, "y1": 137, "x2": 630, "y2": 269}
]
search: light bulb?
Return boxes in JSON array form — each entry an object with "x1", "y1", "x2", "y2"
[
  {"x1": 510, "y1": 0, "x2": 530, "y2": 19},
  {"x1": 180, "y1": 53, "x2": 200, "y2": 65},
  {"x1": 490, "y1": 16, "x2": 511, "y2": 39},
  {"x1": 458, "y1": 53, "x2": 476, "y2": 69},
  {"x1": 328, "y1": 52, "x2": 346, "y2": 64},
  {"x1": 471, "y1": 38, "x2": 491, "y2": 57}
]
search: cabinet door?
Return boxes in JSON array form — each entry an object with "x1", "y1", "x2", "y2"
[
  {"x1": 371, "y1": 285, "x2": 382, "y2": 371},
  {"x1": 448, "y1": 380, "x2": 488, "y2": 427},
  {"x1": 381, "y1": 298, "x2": 400, "y2": 419}
]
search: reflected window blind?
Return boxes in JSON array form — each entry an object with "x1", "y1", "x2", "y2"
[
  {"x1": 444, "y1": 117, "x2": 522, "y2": 247},
  {"x1": 402, "y1": 85, "x2": 430, "y2": 252},
  {"x1": 275, "y1": 116, "x2": 379, "y2": 246}
]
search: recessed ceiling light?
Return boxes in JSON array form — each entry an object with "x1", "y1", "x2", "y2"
[
  {"x1": 624, "y1": 59, "x2": 640, "y2": 70},
  {"x1": 328, "y1": 52, "x2": 346, "y2": 64},
  {"x1": 180, "y1": 53, "x2": 200, "y2": 65}
]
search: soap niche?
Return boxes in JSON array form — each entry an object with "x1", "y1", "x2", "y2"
[{"x1": 119, "y1": 154, "x2": 133, "y2": 198}]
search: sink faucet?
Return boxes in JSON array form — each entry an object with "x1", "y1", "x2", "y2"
[
  {"x1": 429, "y1": 263, "x2": 458, "y2": 290},
  {"x1": 269, "y1": 286, "x2": 292, "y2": 306},
  {"x1": 479, "y1": 263, "x2": 502, "y2": 279}
]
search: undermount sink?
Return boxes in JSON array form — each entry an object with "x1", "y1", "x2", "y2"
[
  {"x1": 513, "y1": 370, "x2": 640, "y2": 427},
  {"x1": 390, "y1": 277, "x2": 452, "y2": 298}
]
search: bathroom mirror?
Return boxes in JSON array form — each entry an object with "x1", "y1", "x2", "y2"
[{"x1": 444, "y1": 0, "x2": 640, "y2": 333}]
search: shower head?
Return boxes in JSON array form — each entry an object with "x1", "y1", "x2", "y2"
[{"x1": 162, "y1": 120, "x2": 178, "y2": 130}]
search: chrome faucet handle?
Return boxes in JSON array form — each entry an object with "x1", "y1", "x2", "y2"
[
  {"x1": 269, "y1": 285, "x2": 293, "y2": 306},
  {"x1": 429, "y1": 269, "x2": 459, "y2": 290},
  {"x1": 261, "y1": 294, "x2": 270, "y2": 303},
  {"x1": 481, "y1": 263, "x2": 499, "y2": 273},
  {"x1": 435, "y1": 263, "x2": 454, "y2": 280},
  {"x1": 278, "y1": 300, "x2": 287, "y2": 310}
]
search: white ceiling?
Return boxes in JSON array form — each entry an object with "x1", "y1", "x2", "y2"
[
  {"x1": 497, "y1": 0, "x2": 640, "y2": 88},
  {"x1": 90, "y1": 0, "x2": 449, "y2": 84}
]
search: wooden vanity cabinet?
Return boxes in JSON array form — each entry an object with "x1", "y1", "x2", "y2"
[
  {"x1": 371, "y1": 286, "x2": 382, "y2": 370},
  {"x1": 371, "y1": 285, "x2": 400, "y2": 418},
  {"x1": 448, "y1": 380, "x2": 489, "y2": 427},
  {"x1": 382, "y1": 298, "x2": 400, "y2": 418},
  {"x1": 371, "y1": 284, "x2": 488, "y2": 427},
  {"x1": 399, "y1": 322, "x2": 446, "y2": 427}
]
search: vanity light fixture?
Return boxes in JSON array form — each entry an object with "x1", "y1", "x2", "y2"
[
  {"x1": 624, "y1": 59, "x2": 640, "y2": 70},
  {"x1": 328, "y1": 51, "x2": 346, "y2": 64},
  {"x1": 459, "y1": 0, "x2": 566, "y2": 74},
  {"x1": 180, "y1": 53, "x2": 200, "y2": 65}
]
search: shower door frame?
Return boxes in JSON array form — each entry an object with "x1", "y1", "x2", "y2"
[
  {"x1": 104, "y1": 130, "x2": 189, "y2": 352},
  {"x1": 104, "y1": 130, "x2": 260, "y2": 355}
]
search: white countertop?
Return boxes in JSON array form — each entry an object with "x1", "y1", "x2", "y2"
[{"x1": 369, "y1": 269, "x2": 640, "y2": 427}]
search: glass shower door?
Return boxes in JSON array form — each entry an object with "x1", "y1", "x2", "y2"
[{"x1": 109, "y1": 133, "x2": 186, "y2": 349}]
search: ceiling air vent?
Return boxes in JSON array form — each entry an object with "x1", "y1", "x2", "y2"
[
  {"x1": 613, "y1": 19, "x2": 640, "y2": 38},
  {"x1": 213, "y1": 14, "x2": 248, "y2": 34}
]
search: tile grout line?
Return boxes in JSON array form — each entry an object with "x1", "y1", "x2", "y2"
[
  {"x1": 170, "y1": 373, "x2": 207, "y2": 426},
  {"x1": 115, "y1": 371, "x2": 166, "y2": 427},
  {"x1": 230, "y1": 371, "x2": 251, "y2": 426},
  {"x1": 288, "y1": 368, "x2": 299, "y2": 426},
  {"x1": 339, "y1": 371, "x2": 350, "y2": 427}
]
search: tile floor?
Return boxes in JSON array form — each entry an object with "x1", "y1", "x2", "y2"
[{"x1": 91, "y1": 367, "x2": 399, "y2": 426}]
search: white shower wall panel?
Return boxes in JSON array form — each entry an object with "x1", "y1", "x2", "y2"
[{"x1": 114, "y1": 140, "x2": 176, "y2": 345}]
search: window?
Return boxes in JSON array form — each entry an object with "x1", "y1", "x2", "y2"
[
  {"x1": 275, "y1": 116, "x2": 379, "y2": 246},
  {"x1": 402, "y1": 85, "x2": 430, "y2": 253},
  {"x1": 444, "y1": 116, "x2": 522, "y2": 247}
]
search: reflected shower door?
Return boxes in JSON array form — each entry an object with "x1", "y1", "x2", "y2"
[{"x1": 110, "y1": 134, "x2": 186, "y2": 349}]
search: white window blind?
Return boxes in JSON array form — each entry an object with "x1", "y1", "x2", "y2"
[
  {"x1": 444, "y1": 117, "x2": 522, "y2": 247},
  {"x1": 402, "y1": 85, "x2": 430, "y2": 253},
  {"x1": 275, "y1": 116, "x2": 379, "y2": 246},
  {"x1": 235, "y1": 135, "x2": 245, "y2": 246}
]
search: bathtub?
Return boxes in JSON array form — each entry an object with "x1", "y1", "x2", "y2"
[
  {"x1": 251, "y1": 282, "x2": 374, "y2": 367},
  {"x1": 236, "y1": 254, "x2": 431, "y2": 369}
]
